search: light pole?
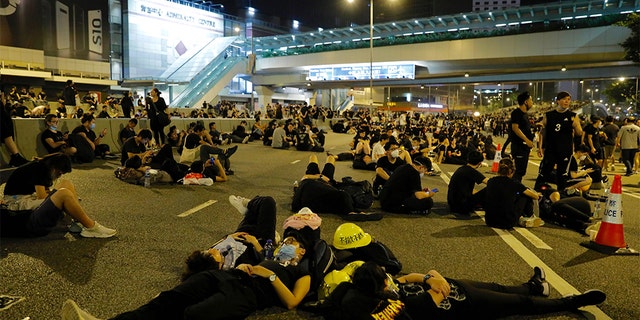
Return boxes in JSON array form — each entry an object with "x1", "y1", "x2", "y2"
[{"x1": 348, "y1": 0, "x2": 375, "y2": 109}]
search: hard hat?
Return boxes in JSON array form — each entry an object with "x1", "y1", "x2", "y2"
[
  {"x1": 342, "y1": 260, "x2": 365, "y2": 277},
  {"x1": 333, "y1": 223, "x2": 372, "y2": 250},
  {"x1": 318, "y1": 269, "x2": 351, "y2": 300}
]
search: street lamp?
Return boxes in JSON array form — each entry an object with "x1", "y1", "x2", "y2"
[{"x1": 347, "y1": 0, "x2": 379, "y2": 108}]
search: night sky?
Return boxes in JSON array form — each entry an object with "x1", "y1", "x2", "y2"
[{"x1": 212, "y1": 0, "x2": 565, "y2": 29}]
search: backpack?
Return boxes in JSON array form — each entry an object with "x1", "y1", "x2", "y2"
[
  {"x1": 298, "y1": 239, "x2": 337, "y2": 299},
  {"x1": 335, "y1": 240, "x2": 402, "y2": 275},
  {"x1": 335, "y1": 177, "x2": 374, "y2": 210}
]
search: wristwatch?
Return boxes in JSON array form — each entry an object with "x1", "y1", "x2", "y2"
[
  {"x1": 269, "y1": 273, "x2": 277, "y2": 282},
  {"x1": 423, "y1": 274, "x2": 432, "y2": 283}
]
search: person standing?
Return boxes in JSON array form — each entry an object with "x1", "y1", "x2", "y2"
[
  {"x1": 147, "y1": 88, "x2": 168, "y2": 145},
  {"x1": 616, "y1": 117, "x2": 640, "y2": 176},
  {"x1": 510, "y1": 92, "x2": 536, "y2": 182},
  {"x1": 534, "y1": 92, "x2": 583, "y2": 191},
  {"x1": 120, "y1": 91, "x2": 134, "y2": 118},
  {"x1": 601, "y1": 115, "x2": 619, "y2": 171},
  {"x1": 62, "y1": 79, "x2": 78, "y2": 119},
  {"x1": 582, "y1": 115, "x2": 604, "y2": 168}
]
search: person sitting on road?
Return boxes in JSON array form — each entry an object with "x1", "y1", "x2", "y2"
[
  {"x1": 447, "y1": 151, "x2": 488, "y2": 219},
  {"x1": 484, "y1": 158, "x2": 543, "y2": 229},
  {"x1": 40, "y1": 114, "x2": 77, "y2": 157},
  {"x1": 183, "y1": 159, "x2": 228, "y2": 183},
  {"x1": 262, "y1": 120, "x2": 277, "y2": 146},
  {"x1": 272, "y1": 120, "x2": 290, "y2": 149},
  {"x1": 292, "y1": 154, "x2": 382, "y2": 221},
  {"x1": 179, "y1": 125, "x2": 237, "y2": 175},
  {"x1": 371, "y1": 133, "x2": 389, "y2": 163},
  {"x1": 351, "y1": 130, "x2": 376, "y2": 171},
  {"x1": 229, "y1": 120, "x2": 250, "y2": 144},
  {"x1": 118, "y1": 118, "x2": 138, "y2": 145},
  {"x1": 295, "y1": 124, "x2": 324, "y2": 152},
  {"x1": 373, "y1": 141, "x2": 406, "y2": 195},
  {"x1": 321, "y1": 261, "x2": 606, "y2": 319},
  {"x1": 562, "y1": 144, "x2": 595, "y2": 197},
  {"x1": 536, "y1": 183, "x2": 601, "y2": 235},
  {"x1": 121, "y1": 129, "x2": 186, "y2": 182},
  {"x1": 378, "y1": 155, "x2": 437, "y2": 216},
  {"x1": 1, "y1": 153, "x2": 116, "y2": 238},
  {"x1": 71, "y1": 113, "x2": 117, "y2": 160},
  {"x1": 62, "y1": 233, "x2": 312, "y2": 319}
]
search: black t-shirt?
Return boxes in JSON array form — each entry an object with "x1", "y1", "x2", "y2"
[
  {"x1": 248, "y1": 259, "x2": 309, "y2": 309},
  {"x1": 121, "y1": 137, "x2": 146, "y2": 165},
  {"x1": 510, "y1": 108, "x2": 533, "y2": 145},
  {"x1": 601, "y1": 123, "x2": 619, "y2": 146},
  {"x1": 447, "y1": 165, "x2": 486, "y2": 211},
  {"x1": 484, "y1": 176, "x2": 528, "y2": 228},
  {"x1": 72, "y1": 125, "x2": 97, "y2": 142},
  {"x1": 119, "y1": 127, "x2": 136, "y2": 144},
  {"x1": 376, "y1": 156, "x2": 406, "y2": 173},
  {"x1": 4, "y1": 161, "x2": 52, "y2": 195},
  {"x1": 379, "y1": 164, "x2": 422, "y2": 210},
  {"x1": 583, "y1": 123, "x2": 601, "y2": 150},
  {"x1": 41, "y1": 129, "x2": 65, "y2": 153}
]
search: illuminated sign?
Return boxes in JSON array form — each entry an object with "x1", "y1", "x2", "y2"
[
  {"x1": 129, "y1": 0, "x2": 223, "y2": 32},
  {"x1": 417, "y1": 103, "x2": 444, "y2": 109},
  {"x1": 308, "y1": 64, "x2": 415, "y2": 81},
  {"x1": 88, "y1": 10, "x2": 103, "y2": 54}
]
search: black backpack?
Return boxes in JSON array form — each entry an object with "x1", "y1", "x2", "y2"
[
  {"x1": 298, "y1": 239, "x2": 337, "y2": 300},
  {"x1": 335, "y1": 177, "x2": 374, "y2": 210},
  {"x1": 334, "y1": 240, "x2": 402, "y2": 275}
]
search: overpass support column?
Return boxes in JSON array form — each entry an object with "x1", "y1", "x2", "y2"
[{"x1": 254, "y1": 86, "x2": 274, "y2": 111}]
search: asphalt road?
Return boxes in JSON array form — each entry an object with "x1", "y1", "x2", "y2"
[{"x1": 1, "y1": 131, "x2": 639, "y2": 320}]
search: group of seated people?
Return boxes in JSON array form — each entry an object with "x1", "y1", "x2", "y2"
[
  {"x1": 59, "y1": 196, "x2": 607, "y2": 319},
  {"x1": 2, "y1": 107, "x2": 613, "y2": 319}
]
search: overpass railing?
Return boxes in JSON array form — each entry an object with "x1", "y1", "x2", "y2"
[{"x1": 249, "y1": 0, "x2": 639, "y2": 57}]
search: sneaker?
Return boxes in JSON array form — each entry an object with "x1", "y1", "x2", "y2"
[
  {"x1": 427, "y1": 170, "x2": 441, "y2": 176},
  {"x1": 528, "y1": 266, "x2": 550, "y2": 297},
  {"x1": 8, "y1": 153, "x2": 29, "y2": 167},
  {"x1": 80, "y1": 222, "x2": 117, "y2": 238},
  {"x1": 68, "y1": 221, "x2": 83, "y2": 233},
  {"x1": 61, "y1": 299, "x2": 101, "y2": 320},
  {"x1": 225, "y1": 169, "x2": 234, "y2": 175},
  {"x1": 225, "y1": 145, "x2": 238, "y2": 158},
  {"x1": 563, "y1": 289, "x2": 607, "y2": 309},
  {"x1": 519, "y1": 216, "x2": 544, "y2": 228},
  {"x1": 242, "y1": 136, "x2": 250, "y2": 144},
  {"x1": 228, "y1": 195, "x2": 250, "y2": 215},
  {"x1": 585, "y1": 221, "x2": 601, "y2": 237}
]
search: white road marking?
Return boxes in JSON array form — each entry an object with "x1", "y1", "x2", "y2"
[
  {"x1": 177, "y1": 200, "x2": 217, "y2": 218},
  {"x1": 491, "y1": 227, "x2": 611, "y2": 319},
  {"x1": 439, "y1": 168, "x2": 611, "y2": 319},
  {"x1": 290, "y1": 160, "x2": 301, "y2": 164},
  {"x1": 476, "y1": 211, "x2": 553, "y2": 250}
]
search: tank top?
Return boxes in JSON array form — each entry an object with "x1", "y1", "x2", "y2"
[{"x1": 544, "y1": 109, "x2": 576, "y2": 154}]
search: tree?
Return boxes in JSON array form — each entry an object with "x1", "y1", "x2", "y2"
[
  {"x1": 603, "y1": 80, "x2": 636, "y2": 104},
  {"x1": 618, "y1": 13, "x2": 640, "y2": 63}
]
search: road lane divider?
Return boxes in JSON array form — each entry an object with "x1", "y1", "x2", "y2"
[{"x1": 177, "y1": 200, "x2": 217, "y2": 218}]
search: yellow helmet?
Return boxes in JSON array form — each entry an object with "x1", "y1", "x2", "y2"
[
  {"x1": 342, "y1": 260, "x2": 365, "y2": 277},
  {"x1": 333, "y1": 223, "x2": 372, "y2": 250},
  {"x1": 318, "y1": 269, "x2": 351, "y2": 300}
]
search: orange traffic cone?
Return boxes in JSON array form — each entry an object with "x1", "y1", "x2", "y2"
[
  {"x1": 581, "y1": 175, "x2": 638, "y2": 255},
  {"x1": 491, "y1": 144, "x2": 502, "y2": 173}
]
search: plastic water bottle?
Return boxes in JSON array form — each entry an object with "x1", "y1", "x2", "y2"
[
  {"x1": 594, "y1": 198, "x2": 601, "y2": 218},
  {"x1": 144, "y1": 168, "x2": 151, "y2": 188},
  {"x1": 532, "y1": 197, "x2": 540, "y2": 218},
  {"x1": 263, "y1": 239, "x2": 274, "y2": 260}
]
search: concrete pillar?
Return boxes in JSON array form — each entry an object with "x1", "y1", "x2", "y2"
[{"x1": 253, "y1": 86, "x2": 274, "y2": 112}]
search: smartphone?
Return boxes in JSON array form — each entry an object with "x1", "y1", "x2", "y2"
[{"x1": 431, "y1": 188, "x2": 439, "y2": 193}]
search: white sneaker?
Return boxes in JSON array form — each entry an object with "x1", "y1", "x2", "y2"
[
  {"x1": 228, "y1": 195, "x2": 250, "y2": 215},
  {"x1": 519, "y1": 216, "x2": 544, "y2": 228},
  {"x1": 80, "y1": 222, "x2": 117, "y2": 238},
  {"x1": 61, "y1": 299, "x2": 102, "y2": 320},
  {"x1": 242, "y1": 136, "x2": 250, "y2": 144}
]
